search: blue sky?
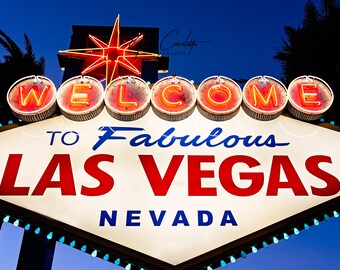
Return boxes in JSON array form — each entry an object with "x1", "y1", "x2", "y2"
[
  {"x1": 1, "y1": 216, "x2": 339, "y2": 269},
  {"x1": 1, "y1": 0, "x2": 339, "y2": 269},
  {"x1": 1, "y1": 0, "x2": 308, "y2": 85}
]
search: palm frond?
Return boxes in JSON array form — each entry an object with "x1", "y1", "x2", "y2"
[
  {"x1": 0, "y1": 29, "x2": 23, "y2": 59},
  {"x1": 24, "y1": 33, "x2": 35, "y2": 59}
]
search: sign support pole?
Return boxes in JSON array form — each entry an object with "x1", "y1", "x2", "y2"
[{"x1": 17, "y1": 230, "x2": 56, "y2": 270}]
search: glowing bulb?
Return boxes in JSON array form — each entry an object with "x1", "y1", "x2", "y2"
[
  {"x1": 252, "y1": 246, "x2": 258, "y2": 253},
  {"x1": 24, "y1": 224, "x2": 30, "y2": 230},
  {"x1": 13, "y1": 219, "x2": 20, "y2": 227},
  {"x1": 273, "y1": 237, "x2": 279, "y2": 244},
  {"x1": 103, "y1": 254, "x2": 110, "y2": 261},
  {"x1": 241, "y1": 251, "x2": 247, "y2": 258},
  {"x1": 3, "y1": 215, "x2": 10, "y2": 222},
  {"x1": 115, "y1": 258, "x2": 121, "y2": 265},
  {"x1": 294, "y1": 228, "x2": 300, "y2": 235},
  {"x1": 81, "y1": 245, "x2": 87, "y2": 252},
  {"x1": 220, "y1": 260, "x2": 227, "y2": 266},
  {"x1": 34, "y1": 227, "x2": 40, "y2": 234},
  {"x1": 262, "y1": 241, "x2": 268, "y2": 248},
  {"x1": 125, "y1": 264, "x2": 131, "y2": 270},
  {"x1": 334, "y1": 210, "x2": 339, "y2": 218},
  {"x1": 230, "y1": 256, "x2": 236, "y2": 263},
  {"x1": 304, "y1": 223, "x2": 310, "y2": 230},
  {"x1": 283, "y1": 233, "x2": 289, "y2": 240},
  {"x1": 70, "y1": 240, "x2": 76, "y2": 247},
  {"x1": 91, "y1": 250, "x2": 97, "y2": 257},
  {"x1": 47, "y1": 232, "x2": 53, "y2": 240},
  {"x1": 207, "y1": 267, "x2": 213, "y2": 270},
  {"x1": 59, "y1": 236, "x2": 65, "y2": 243},
  {"x1": 324, "y1": 214, "x2": 330, "y2": 221},
  {"x1": 313, "y1": 218, "x2": 320, "y2": 226}
]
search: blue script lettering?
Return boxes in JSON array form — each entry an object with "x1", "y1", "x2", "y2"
[
  {"x1": 93, "y1": 126, "x2": 289, "y2": 150},
  {"x1": 92, "y1": 126, "x2": 144, "y2": 150}
]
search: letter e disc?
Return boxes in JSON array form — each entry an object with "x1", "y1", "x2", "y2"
[
  {"x1": 57, "y1": 76, "x2": 104, "y2": 121},
  {"x1": 287, "y1": 75, "x2": 334, "y2": 121}
]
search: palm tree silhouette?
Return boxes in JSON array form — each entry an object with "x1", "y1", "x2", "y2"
[
  {"x1": 274, "y1": 0, "x2": 340, "y2": 123},
  {"x1": 0, "y1": 29, "x2": 45, "y2": 125}
]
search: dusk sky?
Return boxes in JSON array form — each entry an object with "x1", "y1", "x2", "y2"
[
  {"x1": 0, "y1": 0, "x2": 312, "y2": 85},
  {"x1": 0, "y1": 0, "x2": 339, "y2": 269}
]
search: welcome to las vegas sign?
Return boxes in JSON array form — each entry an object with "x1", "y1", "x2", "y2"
[{"x1": 0, "y1": 73, "x2": 339, "y2": 269}]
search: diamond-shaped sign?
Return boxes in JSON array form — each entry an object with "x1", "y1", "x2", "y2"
[{"x1": 0, "y1": 107, "x2": 339, "y2": 269}]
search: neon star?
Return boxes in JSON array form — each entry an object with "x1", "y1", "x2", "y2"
[{"x1": 59, "y1": 15, "x2": 160, "y2": 84}]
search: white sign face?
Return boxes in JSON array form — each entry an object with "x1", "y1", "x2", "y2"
[{"x1": 0, "y1": 108, "x2": 339, "y2": 265}]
